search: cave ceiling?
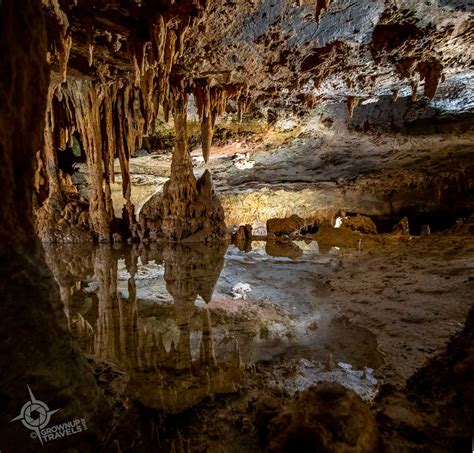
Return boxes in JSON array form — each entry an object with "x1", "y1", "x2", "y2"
[{"x1": 45, "y1": 0, "x2": 474, "y2": 111}]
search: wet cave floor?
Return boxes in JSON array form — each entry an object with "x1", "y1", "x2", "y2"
[{"x1": 44, "y1": 232, "x2": 474, "y2": 451}]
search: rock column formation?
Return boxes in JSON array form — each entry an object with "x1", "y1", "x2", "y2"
[{"x1": 144, "y1": 96, "x2": 228, "y2": 242}]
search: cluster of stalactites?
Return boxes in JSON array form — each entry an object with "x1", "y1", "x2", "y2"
[
  {"x1": 42, "y1": 77, "x2": 160, "y2": 240},
  {"x1": 39, "y1": 2, "x2": 206, "y2": 239},
  {"x1": 193, "y1": 78, "x2": 249, "y2": 162},
  {"x1": 130, "y1": 14, "x2": 195, "y2": 127},
  {"x1": 394, "y1": 57, "x2": 444, "y2": 102},
  {"x1": 42, "y1": 1, "x2": 203, "y2": 136}
]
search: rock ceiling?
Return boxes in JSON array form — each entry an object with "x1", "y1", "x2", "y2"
[{"x1": 46, "y1": 0, "x2": 473, "y2": 108}]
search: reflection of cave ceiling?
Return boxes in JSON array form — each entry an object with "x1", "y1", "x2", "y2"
[{"x1": 47, "y1": 0, "x2": 473, "y2": 111}]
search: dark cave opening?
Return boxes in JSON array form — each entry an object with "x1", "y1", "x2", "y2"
[
  {"x1": 57, "y1": 133, "x2": 86, "y2": 175},
  {"x1": 369, "y1": 209, "x2": 472, "y2": 235}
]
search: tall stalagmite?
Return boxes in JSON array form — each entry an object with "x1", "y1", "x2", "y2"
[{"x1": 147, "y1": 95, "x2": 228, "y2": 242}]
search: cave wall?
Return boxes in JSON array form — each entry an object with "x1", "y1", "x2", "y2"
[{"x1": 0, "y1": 0, "x2": 109, "y2": 449}]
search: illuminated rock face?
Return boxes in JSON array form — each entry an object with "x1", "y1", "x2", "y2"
[{"x1": 267, "y1": 215, "x2": 306, "y2": 237}]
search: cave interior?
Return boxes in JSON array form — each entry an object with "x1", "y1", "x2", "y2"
[{"x1": 0, "y1": 0, "x2": 473, "y2": 451}]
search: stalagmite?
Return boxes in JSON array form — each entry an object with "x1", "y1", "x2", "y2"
[
  {"x1": 158, "y1": 91, "x2": 227, "y2": 242},
  {"x1": 139, "y1": 81, "x2": 227, "y2": 243}
]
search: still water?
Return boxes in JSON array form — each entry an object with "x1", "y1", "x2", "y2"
[{"x1": 44, "y1": 241, "x2": 383, "y2": 417}]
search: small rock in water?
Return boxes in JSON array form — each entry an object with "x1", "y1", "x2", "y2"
[{"x1": 231, "y1": 282, "x2": 252, "y2": 300}]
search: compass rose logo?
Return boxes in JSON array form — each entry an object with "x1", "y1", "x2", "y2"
[{"x1": 11, "y1": 386, "x2": 60, "y2": 445}]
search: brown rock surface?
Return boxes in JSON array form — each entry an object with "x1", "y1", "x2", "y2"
[
  {"x1": 342, "y1": 214, "x2": 378, "y2": 235},
  {"x1": 267, "y1": 214, "x2": 306, "y2": 237},
  {"x1": 267, "y1": 382, "x2": 378, "y2": 453},
  {"x1": 0, "y1": 0, "x2": 109, "y2": 449},
  {"x1": 392, "y1": 216, "x2": 410, "y2": 236},
  {"x1": 265, "y1": 240, "x2": 303, "y2": 260}
]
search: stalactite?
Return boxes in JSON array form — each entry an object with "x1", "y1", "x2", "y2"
[
  {"x1": 164, "y1": 28, "x2": 177, "y2": 74},
  {"x1": 68, "y1": 80, "x2": 114, "y2": 242},
  {"x1": 35, "y1": 82, "x2": 70, "y2": 240},
  {"x1": 392, "y1": 89, "x2": 399, "y2": 102},
  {"x1": 315, "y1": 0, "x2": 333, "y2": 23},
  {"x1": 411, "y1": 79, "x2": 418, "y2": 101},
  {"x1": 85, "y1": 16, "x2": 95, "y2": 67},
  {"x1": 193, "y1": 78, "x2": 212, "y2": 162},
  {"x1": 237, "y1": 92, "x2": 250, "y2": 123},
  {"x1": 103, "y1": 83, "x2": 117, "y2": 185},
  {"x1": 193, "y1": 79, "x2": 249, "y2": 162},
  {"x1": 141, "y1": 68, "x2": 157, "y2": 133},
  {"x1": 116, "y1": 85, "x2": 135, "y2": 236},
  {"x1": 42, "y1": 0, "x2": 72, "y2": 81},
  {"x1": 346, "y1": 96, "x2": 360, "y2": 118},
  {"x1": 151, "y1": 14, "x2": 167, "y2": 65},
  {"x1": 417, "y1": 59, "x2": 443, "y2": 100}
]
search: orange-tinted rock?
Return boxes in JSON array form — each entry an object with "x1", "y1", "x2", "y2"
[
  {"x1": 232, "y1": 224, "x2": 252, "y2": 242},
  {"x1": 342, "y1": 214, "x2": 378, "y2": 235},
  {"x1": 267, "y1": 214, "x2": 305, "y2": 237},
  {"x1": 393, "y1": 216, "x2": 410, "y2": 236}
]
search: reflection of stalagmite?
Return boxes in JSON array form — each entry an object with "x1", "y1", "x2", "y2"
[
  {"x1": 94, "y1": 246, "x2": 139, "y2": 369},
  {"x1": 47, "y1": 242, "x2": 245, "y2": 413},
  {"x1": 201, "y1": 308, "x2": 216, "y2": 366},
  {"x1": 164, "y1": 243, "x2": 226, "y2": 369}
]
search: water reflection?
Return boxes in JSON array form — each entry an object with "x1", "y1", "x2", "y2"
[{"x1": 44, "y1": 241, "x2": 383, "y2": 413}]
